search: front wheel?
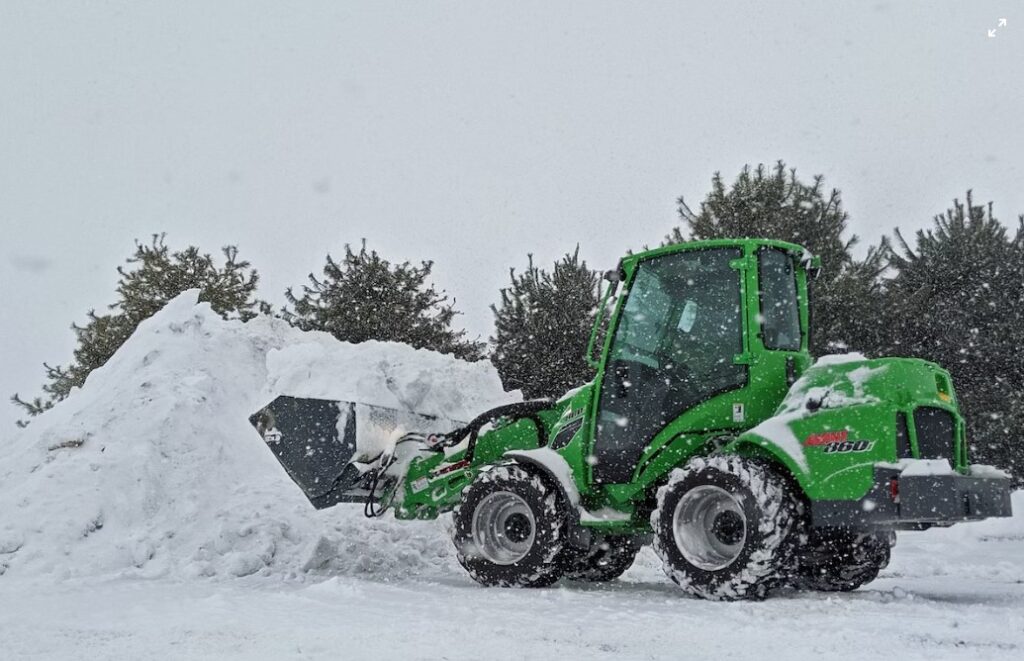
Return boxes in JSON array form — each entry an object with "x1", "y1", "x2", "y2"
[
  {"x1": 793, "y1": 528, "x2": 891, "y2": 592},
  {"x1": 564, "y1": 535, "x2": 642, "y2": 582},
  {"x1": 452, "y1": 462, "x2": 568, "y2": 587},
  {"x1": 651, "y1": 455, "x2": 802, "y2": 601}
]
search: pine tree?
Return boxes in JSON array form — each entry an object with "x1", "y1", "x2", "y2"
[
  {"x1": 12, "y1": 235, "x2": 267, "y2": 423},
  {"x1": 115, "y1": 239, "x2": 266, "y2": 322},
  {"x1": 491, "y1": 248, "x2": 602, "y2": 399},
  {"x1": 813, "y1": 241, "x2": 891, "y2": 356},
  {"x1": 668, "y1": 161, "x2": 886, "y2": 355},
  {"x1": 284, "y1": 241, "x2": 484, "y2": 361},
  {"x1": 884, "y1": 193, "x2": 1024, "y2": 479}
]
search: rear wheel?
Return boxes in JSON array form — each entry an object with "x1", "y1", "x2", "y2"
[
  {"x1": 652, "y1": 455, "x2": 802, "y2": 601},
  {"x1": 452, "y1": 463, "x2": 568, "y2": 587},
  {"x1": 793, "y1": 528, "x2": 891, "y2": 592},
  {"x1": 564, "y1": 535, "x2": 642, "y2": 582}
]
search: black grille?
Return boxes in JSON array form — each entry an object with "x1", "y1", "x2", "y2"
[
  {"x1": 550, "y1": 418, "x2": 583, "y2": 449},
  {"x1": 913, "y1": 407, "x2": 955, "y2": 460}
]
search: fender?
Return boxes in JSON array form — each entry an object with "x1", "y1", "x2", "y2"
[{"x1": 504, "y1": 448, "x2": 591, "y2": 550}]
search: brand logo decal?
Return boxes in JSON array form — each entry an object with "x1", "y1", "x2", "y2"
[
  {"x1": 430, "y1": 459, "x2": 471, "y2": 477},
  {"x1": 804, "y1": 430, "x2": 873, "y2": 454}
]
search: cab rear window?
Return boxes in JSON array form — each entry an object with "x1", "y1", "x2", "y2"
[{"x1": 758, "y1": 249, "x2": 801, "y2": 351}]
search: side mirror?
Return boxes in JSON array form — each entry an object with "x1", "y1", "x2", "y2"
[
  {"x1": 799, "y1": 251, "x2": 823, "y2": 280},
  {"x1": 603, "y1": 268, "x2": 622, "y2": 283}
]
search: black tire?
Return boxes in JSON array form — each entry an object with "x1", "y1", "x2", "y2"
[
  {"x1": 564, "y1": 536, "x2": 642, "y2": 582},
  {"x1": 651, "y1": 455, "x2": 802, "y2": 601},
  {"x1": 793, "y1": 528, "x2": 891, "y2": 592},
  {"x1": 452, "y1": 462, "x2": 568, "y2": 587}
]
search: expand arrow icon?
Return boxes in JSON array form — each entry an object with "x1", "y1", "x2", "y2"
[
  {"x1": 988, "y1": 29, "x2": 997, "y2": 37},
  {"x1": 999, "y1": 18, "x2": 1007, "y2": 27}
]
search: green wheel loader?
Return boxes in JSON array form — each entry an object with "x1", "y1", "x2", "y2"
[{"x1": 251, "y1": 238, "x2": 1013, "y2": 600}]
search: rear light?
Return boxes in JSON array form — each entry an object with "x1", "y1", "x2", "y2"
[
  {"x1": 888, "y1": 477, "x2": 900, "y2": 503},
  {"x1": 935, "y1": 373, "x2": 952, "y2": 402}
]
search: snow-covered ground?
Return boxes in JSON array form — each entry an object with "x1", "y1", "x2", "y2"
[
  {"x1": 2, "y1": 293, "x2": 1022, "y2": 659},
  {"x1": 2, "y1": 509, "x2": 1023, "y2": 660}
]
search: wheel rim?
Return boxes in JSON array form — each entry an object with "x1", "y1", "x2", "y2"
[
  {"x1": 471, "y1": 491, "x2": 536, "y2": 565},
  {"x1": 672, "y1": 485, "x2": 747, "y2": 571}
]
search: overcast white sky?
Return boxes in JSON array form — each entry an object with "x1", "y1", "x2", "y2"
[{"x1": 1, "y1": 1, "x2": 1022, "y2": 428}]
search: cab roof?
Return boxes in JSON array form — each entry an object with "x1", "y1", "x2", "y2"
[{"x1": 620, "y1": 238, "x2": 812, "y2": 273}]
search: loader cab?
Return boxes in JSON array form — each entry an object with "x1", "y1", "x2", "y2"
[{"x1": 589, "y1": 239, "x2": 813, "y2": 485}]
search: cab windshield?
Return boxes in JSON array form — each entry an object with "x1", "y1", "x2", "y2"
[{"x1": 593, "y1": 248, "x2": 746, "y2": 484}]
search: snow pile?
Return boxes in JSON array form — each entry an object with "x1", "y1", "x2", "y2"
[
  {"x1": 0, "y1": 291, "x2": 515, "y2": 580},
  {"x1": 878, "y1": 458, "x2": 959, "y2": 476},
  {"x1": 812, "y1": 351, "x2": 868, "y2": 366},
  {"x1": 874, "y1": 459, "x2": 1014, "y2": 481},
  {"x1": 263, "y1": 338, "x2": 504, "y2": 423},
  {"x1": 775, "y1": 362, "x2": 885, "y2": 418}
]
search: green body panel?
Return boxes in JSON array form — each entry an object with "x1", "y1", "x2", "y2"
[
  {"x1": 395, "y1": 407, "x2": 566, "y2": 520},
  {"x1": 390, "y1": 238, "x2": 975, "y2": 535},
  {"x1": 726, "y1": 356, "x2": 965, "y2": 502}
]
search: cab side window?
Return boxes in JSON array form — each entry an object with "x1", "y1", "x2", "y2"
[{"x1": 758, "y1": 249, "x2": 801, "y2": 351}]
